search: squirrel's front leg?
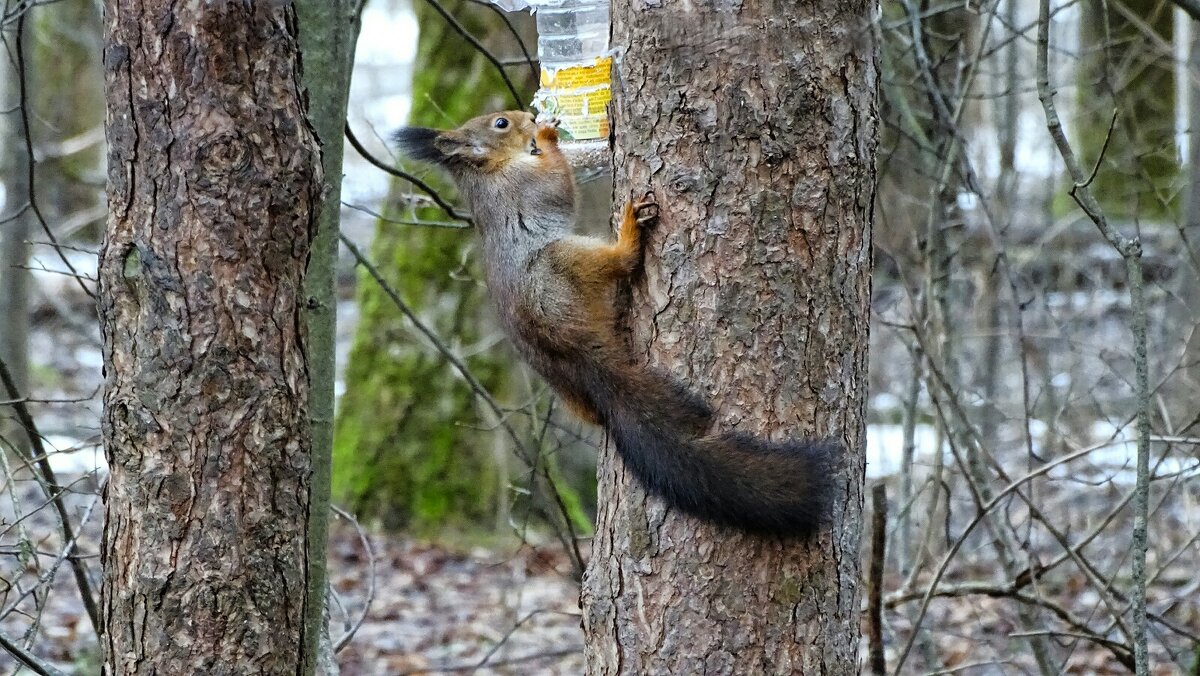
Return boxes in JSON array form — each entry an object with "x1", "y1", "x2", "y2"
[
  {"x1": 543, "y1": 193, "x2": 658, "y2": 288},
  {"x1": 607, "y1": 193, "x2": 659, "y2": 279}
]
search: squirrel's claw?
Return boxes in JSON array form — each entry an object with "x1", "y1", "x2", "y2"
[{"x1": 633, "y1": 192, "x2": 659, "y2": 228}]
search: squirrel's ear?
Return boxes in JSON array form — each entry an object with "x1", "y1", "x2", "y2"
[{"x1": 393, "y1": 127, "x2": 449, "y2": 164}]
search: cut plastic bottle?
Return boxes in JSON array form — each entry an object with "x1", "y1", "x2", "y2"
[{"x1": 487, "y1": 0, "x2": 612, "y2": 169}]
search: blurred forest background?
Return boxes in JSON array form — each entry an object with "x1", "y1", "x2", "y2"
[{"x1": 0, "y1": 0, "x2": 1198, "y2": 673}]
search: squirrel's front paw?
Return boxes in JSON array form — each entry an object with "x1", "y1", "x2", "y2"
[
  {"x1": 534, "y1": 112, "x2": 562, "y2": 128},
  {"x1": 632, "y1": 191, "x2": 659, "y2": 228}
]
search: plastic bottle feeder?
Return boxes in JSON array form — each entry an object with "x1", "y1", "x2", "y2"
[{"x1": 491, "y1": 0, "x2": 612, "y2": 169}]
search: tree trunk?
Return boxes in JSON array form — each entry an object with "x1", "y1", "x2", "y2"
[
  {"x1": 296, "y1": 1, "x2": 360, "y2": 673},
  {"x1": 99, "y1": 2, "x2": 321, "y2": 673},
  {"x1": 0, "y1": 13, "x2": 32, "y2": 451},
  {"x1": 581, "y1": 0, "x2": 876, "y2": 672},
  {"x1": 1078, "y1": 0, "x2": 1179, "y2": 220}
]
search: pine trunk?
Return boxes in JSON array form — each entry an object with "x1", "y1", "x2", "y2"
[
  {"x1": 581, "y1": 0, "x2": 877, "y2": 672},
  {"x1": 99, "y1": 2, "x2": 321, "y2": 672}
]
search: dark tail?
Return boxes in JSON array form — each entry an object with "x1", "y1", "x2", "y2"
[{"x1": 583, "y1": 361, "x2": 840, "y2": 537}]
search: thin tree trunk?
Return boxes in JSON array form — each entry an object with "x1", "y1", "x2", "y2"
[
  {"x1": 99, "y1": 2, "x2": 321, "y2": 672},
  {"x1": 295, "y1": 1, "x2": 360, "y2": 673},
  {"x1": 0, "y1": 16, "x2": 32, "y2": 451},
  {"x1": 582, "y1": 0, "x2": 876, "y2": 672},
  {"x1": 1184, "y1": 18, "x2": 1200, "y2": 404}
]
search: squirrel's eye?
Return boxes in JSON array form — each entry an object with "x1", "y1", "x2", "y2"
[{"x1": 493, "y1": 117, "x2": 509, "y2": 129}]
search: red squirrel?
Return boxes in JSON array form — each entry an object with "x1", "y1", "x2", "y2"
[{"x1": 394, "y1": 111, "x2": 838, "y2": 536}]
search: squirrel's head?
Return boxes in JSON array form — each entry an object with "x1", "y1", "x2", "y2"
[
  {"x1": 394, "y1": 110, "x2": 576, "y2": 229},
  {"x1": 393, "y1": 110, "x2": 546, "y2": 176}
]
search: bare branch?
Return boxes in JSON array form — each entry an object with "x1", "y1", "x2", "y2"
[
  {"x1": 331, "y1": 505, "x2": 376, "y2": 653},
  {"x1": 12, "y1": 11, "x2": 95, "y2": 301},
  {"x1": 416, "y1": 0, "x2": 525, "y2": 108},
  {"x1": 0, "y1": 628, "x2": 68, "y2": 676},
  {"x1": 0, "y1": 356, "x2": 99, "y2": 632},
  {"x1": 338, "y1": 233, "x2": 586, "y2": 575},
  {"x1": 465, "y1": 0, "x2": 538, "y2": 81},
  {"x1": 396, "y1": 608, "x2": 582, "y2": 675},
  {"x1": 1034, "y1": 1, "x2": 1153, "y2": 671},
  {"x1": 344, "y1": 124, "x2": 473, "y2": 224}
]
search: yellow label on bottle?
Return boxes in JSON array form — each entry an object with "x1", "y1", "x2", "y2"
[
  {"x1": 535, "y1": 57, "x2": 612, "y2": 140},
  {"x1": 540, "y1": 56, "x2": 612, "y2": 89}
]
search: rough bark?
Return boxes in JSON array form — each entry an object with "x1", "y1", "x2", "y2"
[
  {"x1": 99, "y1": 2, "x2": 321, "y2": 673},
  {"x1": 581, "y1": 0, "x2": 876, "y2": 673}
]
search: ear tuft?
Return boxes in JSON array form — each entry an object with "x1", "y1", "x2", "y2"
[{"x1": 392, "y1": 127, "x2": 447, "y2": 164}]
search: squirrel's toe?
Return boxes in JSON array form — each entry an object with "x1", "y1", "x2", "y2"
[{"x1": 633, "y1": 192, "x2": 659, "y2": 227}]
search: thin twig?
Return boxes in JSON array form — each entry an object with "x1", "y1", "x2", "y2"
[
  {"x1": 0, "y1": 488, "x2": 102, "y2": 623},
  {"x1": 0, "y1": 356, "x2": 100, "y2": 633},
  {"x1": 338, "y1": 233, "x2": 585, "y2": 575},
  {"x1": 887, "y1": 582, "x2": 1135, "y2": 668},
  {"x1": 344, "y1": 124, "x2": 473, "y2": 224},
  {"x1": 13, "y1": 11, "x2": 95, "y2": 301},
  {"x1": 908, "y1": 324, "x2": 1137, "y2": 647},
  {"x1": 340, "y1": 200, "x2": 469, "y2": 229},
  {"x1": 397, "y1": 608, "x2": 581, "y2": 675},
  {"x1": 1034, "y1": 2, "x2": 1151, "y2": 671},
  {"x1": 0, "y1": 627, "x2": 68, "y2": 676},
  {"x1": 465, "y1": 0, "x2": 538, "y2": 81},
  {"x1": 331, "y1": 505, "x2": 376, "y2": 653},
  {"x1": 890, "y1": 440, "x2": 1138, "y2": 671},
  {"x1": 398, "y1": 646, "x2": 581, "y2": 675},
  {"x1": 416, "y1": 0, "x2": 525, "y2": 108}
]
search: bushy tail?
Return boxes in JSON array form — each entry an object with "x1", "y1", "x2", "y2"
[{"x1": 583, "y1": 361, "x2": 840, "y2": 536}]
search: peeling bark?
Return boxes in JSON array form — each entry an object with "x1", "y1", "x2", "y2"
[
  {"x1": 582, "y1": 0, "x2": 877, "y2": 672},
  {"x1": 99, "y1": 2, "x2": 321, "y2": 672}
]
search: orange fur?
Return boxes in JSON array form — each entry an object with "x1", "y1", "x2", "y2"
[
  {"x1": 551, "y1": 199, "x2": 647, "y2": 282},
  {"x1": 535, "y1": 122, "x2": 561, "y2": 147}
]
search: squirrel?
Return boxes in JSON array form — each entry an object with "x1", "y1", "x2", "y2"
[{"x1": 393, "y1": 110, "x2": 839, "y2": 536}]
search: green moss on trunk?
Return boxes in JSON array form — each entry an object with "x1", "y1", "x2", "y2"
[
  {"x1": 1077, "y1": 0, "x2": 1180, "y2": 220},
  {"x1": 333, "y1": 0, "x2": 535, "y2": 534}
]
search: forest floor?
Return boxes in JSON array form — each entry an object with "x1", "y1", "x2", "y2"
[
  {"x1": 327, "y1": 523, "x2": 585, "y2": 676},
  {"x1": 3, "y1": 494, "x2": 1189, "y2": 675},
  {"x1": 1, "y1": 488, "x2": 587, "y2": 675}
]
